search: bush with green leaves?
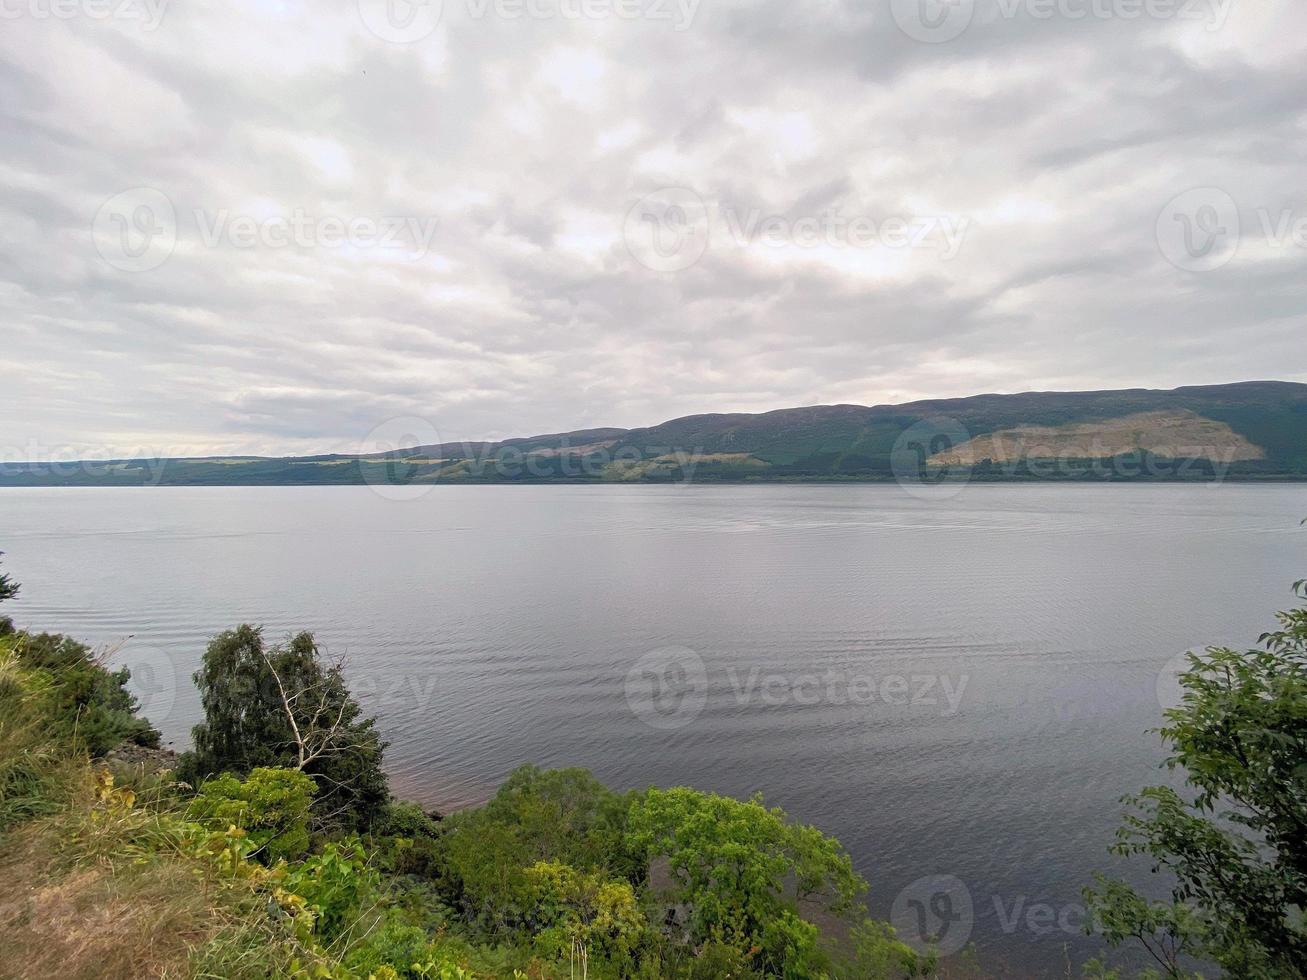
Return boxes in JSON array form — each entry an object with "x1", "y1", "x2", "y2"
[
  {"x1": 341, "y1": 919, "x2": 431, "y2": 977},
  {"x1": 437, "y1": 765, "x2": 639, "y2": 932},
  {"x1": 0, "y1": 637, "x2": 84, "y2": 829},
  {"x1": 181, "y1": 625, "x2": 389, "y2": 831},
  {"x1": 627, "y1": 786, "x2": 872, "y2": 977},
  {"x1": 372, "y1": 798, "x2": 442, "y2": 840},
  {"x1": 834, "y1": 920, "x2": 935, "y2": 980},
  {"x1": 187, "y1": 766, "x2": 316, "y2": 862},
  {"x1": 523, "y1": 859, "x2": 647, "y2": 964},
  {"x1": 369, "y1": 799, "x2": 445, "y2": 879},
  {"x1": 476, "y1": 765, "x2": 640, "y2": 877},
  {"x1": 10, "y1": 629, "x2": 159, "y2": 756},
  {"x1": 432, "y1": 765, "x2": 925, "y2": 977},
  {"x1": 0, "y1": 561, "x2": 156, "y2": 762},
  {"x1": 1085, "y1": 578, "x2": 1307, "y2": 978},
  {"x1": 282, "y1": 836, "x2": 382, "y2": 944}
]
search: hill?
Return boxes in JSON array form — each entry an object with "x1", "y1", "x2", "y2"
[{"x1": 4, "y1": 381, "x2": 1305, "y2": 486}]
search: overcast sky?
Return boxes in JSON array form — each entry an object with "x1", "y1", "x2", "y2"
[{"x1": 2, "y1": 0, "x2": 1304, "y2": 458}]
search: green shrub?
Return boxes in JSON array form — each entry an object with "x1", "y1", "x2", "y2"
[
  {"x1": 373, "y1": 799, "x2": 442, "y2": 840},
  {"x1": 342, "y1": 919, "x2": 430, "y2": 977},
  {"x1": 371, "y1": 799, "x2": 444, "y2": 878},
  {"x1": 188, "y1": 766, "x2": 316, "y2": 862},
  {"x1": 833, "y1": 919, "x2": 934, "y2": 979},
  {"x1": 436, "y1": 765, "x2": 640, "y2": 936},
  {"x1": 282, "y1": 837, "x2": 381, "y2": 944},
  {"x1": 0, "y1": 640, "x2": 82, "y2": 829},
  {"x1": 12, "y1": 630, "x2": 160, "y2": 755},
  {"x1": 627, "y1": 786, "x2": 867, "y2": 977},
  {"x1": 523, "y1": 859, "x2": 646, "y2": 964},
  {"x1": 0, "y1": 552, "x2": 17, "y2": 605}
]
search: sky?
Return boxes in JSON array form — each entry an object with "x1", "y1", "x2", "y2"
[{"x1": 2, "y1": 0, "x2": 1305, "y2": 459}]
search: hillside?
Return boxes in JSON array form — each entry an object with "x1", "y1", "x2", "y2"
[{"x1": 4, "y1": 381, "x2": 1305, "y2": 486}]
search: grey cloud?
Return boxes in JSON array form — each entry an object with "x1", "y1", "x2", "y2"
[{"x1": 0, "y1": 1, "x2": 1304, "y2": 457}]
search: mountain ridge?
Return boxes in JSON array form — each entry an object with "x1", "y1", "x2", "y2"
[{"x1": 4, "y1": 381, "x2": 1305, "y2": 485}]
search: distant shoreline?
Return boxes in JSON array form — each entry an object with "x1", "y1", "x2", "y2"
[{"x1": 3, "y1": 473, "x2": 1306, "y2": 488}]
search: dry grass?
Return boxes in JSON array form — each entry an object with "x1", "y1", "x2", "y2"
[
  {"x1": 0, "y1": 819, "x2": 228, "y2": 980},
  {"x1": 0, "y1": 642, "x2": 296, "y2": 980}
]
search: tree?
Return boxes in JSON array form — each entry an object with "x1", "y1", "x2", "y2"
[
  {"x1": 627, "y1": 786, "x2": 870, "y2": 976},
  {"x1": 0, "y1": 553, "x2": 18, "y2": 636},
  {"x1": 1085, "y1": 579, "x2": 1307, "y2": 978},
  {"x1": 182, "y1": 625, "x2": 389, "y2": 831},
  {"x1": 0, "y1": 552, "x2": 17, "y2": 604}
]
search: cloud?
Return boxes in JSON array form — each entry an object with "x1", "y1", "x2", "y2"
[{"x1": 1, "y1": 0, "x2": 1304, "y2": 457}]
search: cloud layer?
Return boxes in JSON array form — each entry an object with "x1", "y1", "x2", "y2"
[{"x1": 2, "y1": 0, "x2": 1304, "y2": 457}]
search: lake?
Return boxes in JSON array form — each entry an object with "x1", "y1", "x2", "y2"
[{"x1": 2, "y1": 483, "x2": 1302, "y2": 975}]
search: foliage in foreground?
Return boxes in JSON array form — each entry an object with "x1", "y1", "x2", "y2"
[
  {"x1": 1085, "y1": 579, "x2": 1307, "y2": 979},
  {"x1": 0, "y1": 572, "x2": 926, "y2": 978}
]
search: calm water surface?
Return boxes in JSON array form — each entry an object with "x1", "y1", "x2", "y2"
[{"x1": 2, "y1": 484, "x2": 1303, "y2": 975}]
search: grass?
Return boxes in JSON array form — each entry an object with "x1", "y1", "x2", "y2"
[{"x1": 0, "y1": 635, "x2": 308, "y2": 980}]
